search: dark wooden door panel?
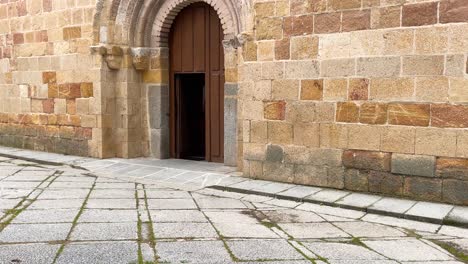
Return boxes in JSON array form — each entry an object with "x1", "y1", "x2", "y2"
[
  {"x1": 193, "y1": 6, "x2": 206, "y2": 72},
  {"x1": 169, "y1": 2, "x2": 224, "y2": 163}
]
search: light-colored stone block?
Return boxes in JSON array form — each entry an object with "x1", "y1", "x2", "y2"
[
  {"x1": 380, "y1": 126, "x2": 415, "y2": 154},
  {"x1": 415, "y1": 128, "x2": 457, "y2": 157},
  {"x1": 293, "y1": 123, "x2": 320, "y2": 148},
  {"x1": 348, "y1": 125, "x2": 382, "y2": 151}
]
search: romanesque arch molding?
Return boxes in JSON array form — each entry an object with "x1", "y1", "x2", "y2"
[{"x1": 94, "y1": 0, "x2": 242, "y2": 48}]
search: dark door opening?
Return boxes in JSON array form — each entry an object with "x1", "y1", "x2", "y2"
[{"x1": 175, "y1": 73, "x2": 206, "y2": 161}]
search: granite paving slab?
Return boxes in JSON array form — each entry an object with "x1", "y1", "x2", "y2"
[
  {"x1": 146, "y1": 198, "x2": 197, "y2": 209},
  {"x1": 153, "y1": 222, "x2": 218, "y2": 238},
  {"x1": 278, "y1": 222, "x2": 350, "y2": 239},
  {"x1": 333, "y1": 221, "x2": 406, "y2": 238},
  {"x1": 12, "y1": 209, "x2": 79, "y2": 223},
  {"x1": 0, "y1": 223, "x2": 72, "y2": 243},
  {"x1": 149, "y1": 210, "x2": 209, "y2": 222},
  {"x1": 28, "y1": 199, "x2": 85, "y2": 209},
  {"x1": 56, "y1": 241, "x2": 140, "y2": 264},
  {"x1": 260, "y1": 209, "x2": 325, "y2": 223},
  {"x1": 368, "y1": 197, "x2": 417, "y2": 215},
  {"x1": 364, "y1": 238, "x2": 455, "y2": 261},
  {"x1": 213, "y1": 222, "x2": 280, "y2": 238},
  {"x1": 405, "y1": 202, "x2": 454, "y2": 223},
  {"x1": 70, "y1": 223, "x2": 138, "y2": 241},
  {"x1": 303, "y1": 241, "x2": 388, "y2": 261},
  {"x1": 0, "y1": 243, "x2": 61, "y2": 264},
  {"x1": 276, "y1": 185, "x2": 323, "y2": 199},
  {"x1": 446, "y1": 206, "x2": 468, "y2": 225},
  {"x1": 156, "y1": 240, "x2": 233, "y2": 264},
  {"x1": 85, "y1": 198, "x2": 136, "y2": 209},
  {"x1": 226, "y1": 239, "x2": 305, "y2": 261},
  {"x1": 78, "y1": 209, "x2": 138, "y2": 223}
]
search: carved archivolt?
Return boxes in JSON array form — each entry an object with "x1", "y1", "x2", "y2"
[
  {"x1": 92, "y1": 0, "x2": 245, "y2": 70},
  {"x1": 94, "y1": 0, "x2": 243, "y2": 46}
]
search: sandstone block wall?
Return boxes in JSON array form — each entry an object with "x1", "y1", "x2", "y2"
[
  {"x1": 0, "y1": 0, "x2": 102, "y2": 156},
  {"x1": 240, "y1": 0, "x2": 468, "y2": 205}
]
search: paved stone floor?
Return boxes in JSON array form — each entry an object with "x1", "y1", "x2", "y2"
[{"x1": 0, "y1": 156, "x2": 467, "y2": 264}]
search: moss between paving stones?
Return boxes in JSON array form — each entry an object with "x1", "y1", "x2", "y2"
[
  {"x1": 141, "y1": 184, "x2": 160, "y2": 264},
  {"x1": 431, "y1": 240, "x2": 468, "y2": 263},
  {"x1": 51, "y1": 177, "x2": 96, "y2": 263},
  {"x1": 0, "y1": 169, "x2": 60, "y2": 232}
]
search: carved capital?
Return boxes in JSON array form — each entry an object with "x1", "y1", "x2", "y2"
[
  {"x1": 90, "y1": 45, "x2": 125, "y2": 70},
  {"x1": 130, "y1": 47, "x2": 151, "y2": 71}
]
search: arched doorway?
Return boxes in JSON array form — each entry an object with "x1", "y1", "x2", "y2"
[{"x1": 169, "y1": 2, "x2": 225, "y2": 163}]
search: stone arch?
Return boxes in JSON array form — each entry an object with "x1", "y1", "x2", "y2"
[
  {"x1": 92, "y1": 0, "x2": 242, "y2": 166},
  {"x1": 94, "y1": 0, "x2": 242, "y2": 47}
]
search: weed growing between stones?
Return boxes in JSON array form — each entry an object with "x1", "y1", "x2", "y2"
[
  {"x1": 51, "y1": 177, "x2": 96, "y2": 263},
  {"x1": 141, "y1": 184, "x2": 160, "y2": 264},
  {"x1": 431, "y1": 240, "x2": 468, "y2": 262}
]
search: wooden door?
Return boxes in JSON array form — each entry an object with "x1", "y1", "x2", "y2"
[{"x1": 169, "y1": 2, "x2": 225, "y2": 163}]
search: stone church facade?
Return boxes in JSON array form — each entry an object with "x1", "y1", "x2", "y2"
[{"x1": 0, "y1": 0, "x2": 467, "y2": 204}]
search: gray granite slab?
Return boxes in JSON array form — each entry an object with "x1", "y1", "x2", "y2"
[
  {"x1": 0, "y1": 243, "x2": 61, "y2": 264},
  {"x1": 334, "y1": 221, "x2": 406, "y2": 238},
  {"x1": 227, "y1": 239, "x2": 304, "y2": 261},
  {"x1": 56, "y1": 241, "x2": 139, "y2": 264},
  {"x1": 368, "y1": 197, "x2": 417, "y2": 214},
  {"x1": 142, "y1": 189, "x2": 192, "y2": 199},
  {"x1": 204, "y1": 211, "x2": 259, "y2": 224},
  {"x1": 278, "y1": 222, "x2": 350, "y2": 239},
  {"x1": 251, "y1": 182, "x2": 296, "y2": 194},
  {"x1": 0, "y1": 198, "x2": 22, "y2": 209},
  {"x1": 146, "y1": 198, "x2": 197, "y2": 209},
  {"x1": 89, "y1": 189, "x2": 135, "y2": 199},
  {"x1": 260, "y1": 209, "x2": 325, "y2": 223},
  {"x1": 213, "y1": 222, "x2": 279, "y2": 238},
  {"x1": 445, "y1": 206, "x2": 468, "y2": 225},
  {"x1": 70, "y1": 223, "x2": 138, "y2": 241},
  {"x1": 0, "y1": 223, "x2": 72, "y2": 242},
  {"x1": 150, "y1": 209, "x2": 208, "y2": 222},
  {"x1": 38, "y1": 189, "x2": 89, "y2": 199},
  {"x1": 153, "y1": 222, "x2": 218, "y2": 238},
  {"x1": 297, "y1": 203, "x2": 366, "y2": 219},
  {"x1": 364, "y1": 238, "x2": 454, "y2": 261},
  {"x1": 85, "y1": 199, "x2": 136, "y2": 209},
  {"x1": 229, "y1": 179, "x2": 271, "y2": 190},
  {"x1": 12, "y1": 209, "x2": 79, "y2": 223},
  {"x1": 362, "y1": 214, "x2": 441, "y2": 233},
  {"x1": 194, "y1": 195, "x2": 247, "y2": 209},
  {"x1": 78, "y1": 209, "x2": 138, "y2": 223},
  {"x1": 303, "y1": 241, "x2": 388, "y2": 260},
  {"x1": 336, "y1": 193, "x2": 382, "y2": 208},
  {"x1": 157, "y1": 240, "x2": 233, "y2": 264},
  {"x1": 276, "y1": 185, "x2": 322, "y2": 199},
  {"x1": 29, "y1": 199, "x2": 85, "y2": 209},
  {"x1": 405, "y1": 202, "x2": 454, "y2": 221},
  {"x1": 94, "y1": 182, "x2": 135, "y2": 189},
  {"x1": 304, "y1": 189, "x2": 350, "y2": 203},
  {"x1": 210, "y1": 175, "x2": 248, "y2": 187}
]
